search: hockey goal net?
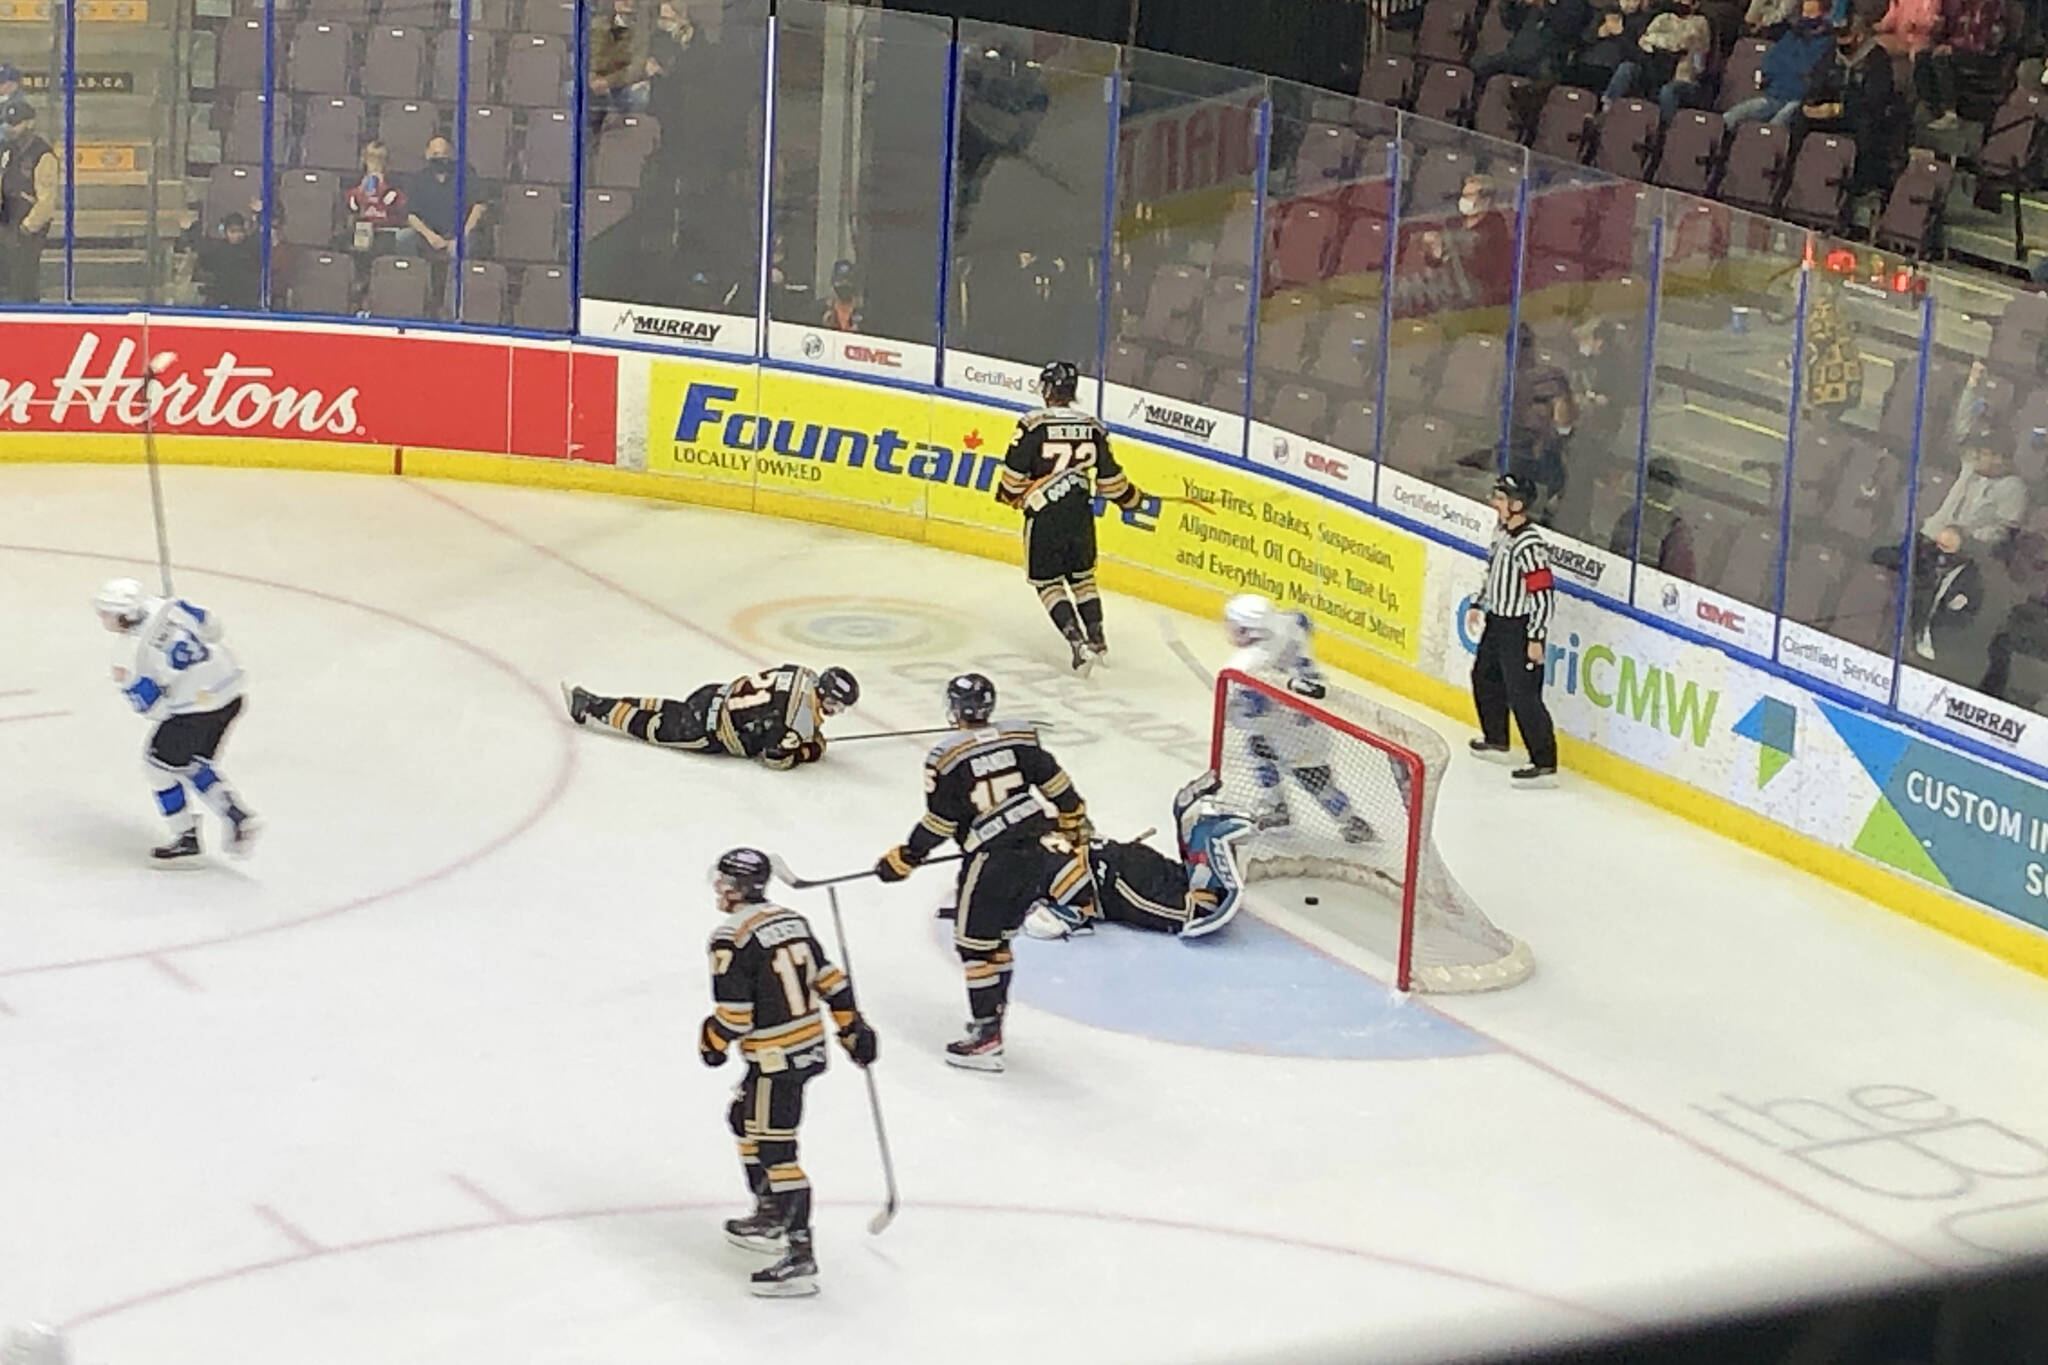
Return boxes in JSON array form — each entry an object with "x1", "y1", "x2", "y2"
[{"x1": 1210, "y1": 668, "x2": 1534, "y2": 992}]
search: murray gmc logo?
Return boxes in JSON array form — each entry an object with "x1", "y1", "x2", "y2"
[
  {"x1": 1697, "y1": 601, "x2": 1745, "y2": 631},
  {"x1": 1548, "y1": 545, "x2": 1603, "y2": 585},
  {"x1": 843, "y1": 344, "x2": 902, "y2": 369},
  {"x1": 1135, "y1": 402, "x2": 1217, "y2": 440},
  {"x1": 615, "y1": 311, "x2": 721, "y2": 344},
  {"x1": 1305, "y1": 450, "x2": 1349, "y2": 481},
  {"x1": 1944, "y1": 695, "x2": 2027, "y2": 744}
]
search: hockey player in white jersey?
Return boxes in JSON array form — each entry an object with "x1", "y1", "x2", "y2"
[
  {"x1": 97, "y1": 578, "x2": 259, "y2": 863},
  {"x1": 1222, "y1": 594, "x2": 1377, "y2": 843}
]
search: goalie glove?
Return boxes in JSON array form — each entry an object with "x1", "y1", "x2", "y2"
[
  {"x1": 874, "y1": 845, "x2": 918, "y2": 883},
  {"x1": 698, "y1": 1016, "x2": 730, "y2": 1068},
  {"x1": 837, "y1": 1016, "x2": 878, "y2": 1068},
  {"x1": 1056, "y1": 803, "x2": 1094, "y2": 847}
]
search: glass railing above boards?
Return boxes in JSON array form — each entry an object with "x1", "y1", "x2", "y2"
[
  {"x1": 762, "y1": 0, "x2": 950, "y2": 386},
  {"x1": 1, "y1": 2, "x2": 69, "y2": 307},
  {"x1": 1628, "y1": 198, "x2": 1805, "y2": 663},
  {"x1": 942, "y1": 22, "x2": 1118, "y2": 411},
  {"x1": 1899, "y1": 264, "x2": 2048, "y2": 760},
  {"x1": 1773, "y1": 238, "x2": 1934, "y2": 706},
  {"x1": 1246, "y1": 85, "x2": 1400, "y2": 504},
  {"x1": 1369, "y1": 114, "x2": 1527, "y2": 547},
  {"x1": 1503, "y1": 153, "x2": 1660, "y2": 608},
  {"x1": 578, "y1": 0, "x2": 770, "y2": 354},
  {"x1": 1101, "y1": 57, "x2": 1270, "y2": 461}
]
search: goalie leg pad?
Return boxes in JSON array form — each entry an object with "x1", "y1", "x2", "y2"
[{"x1": 1181, "y1": 814, "x2": 1251, "y2": 938}]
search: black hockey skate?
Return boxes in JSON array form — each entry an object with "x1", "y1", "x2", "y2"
[
  {"x1": 1065, "y1": 633, "x2": 1097, "y2": 676},
  {"x1": 151, "y1": 828, "x2": 201, "y2": 865},
  {"x1": 1085, "y1": 628, "x2": 1108, "y2": 662},
  {"x1": 944, "y1": 1018, "x2": 1005, "y2": 1072},
  {"x1": 224, "y1": 805, "x2": 262, "y2": 858},
  {"x1": 560, "y1": 682, "x2": 594, "y2": 725},
  {"x1": 723, "y1": 1207, "x2": 787, "y2": 1254},
  {"x1": 749, "y1": 1231, "x2": 818, "y2": 1298}
]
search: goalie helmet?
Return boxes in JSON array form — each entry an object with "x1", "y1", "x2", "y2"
[
  {"x1": 817, "y1": 665, "x2": 859, "y2": 713},
  {"x1": 1224, "y1": 593, "x2": 1274, "y2": 647},
  {"x1": 1038, "y1": 359, "x2": 1080, "y2": 406},
  {"x1": 711, "y1": 847, "x2": 772, "y2": 909},
  {"x1": 93, "y1": 577, "x2": 149, "y2": 629},
  {"x1": 946, "y1": 672, "x2": 997, "y2": 727}
]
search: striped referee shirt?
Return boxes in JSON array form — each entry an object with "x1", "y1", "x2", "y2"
[{"x1": 1479, "y1": 519, "x2": 1555, "y2": 640}]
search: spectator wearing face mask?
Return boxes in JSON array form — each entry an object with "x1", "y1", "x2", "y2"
[
  {"x1": 1904, "y1": 525, "x2": 1983, "y2": 663},
  {"x1": 1797, "y1": 13, "x2": 1898, "y2": 191},
  {"x1": 195, "y1": 211, "x2": 263, "y2": 310},
  {"x1": 1724, "y1": 0, "x2": 1838, "y2": 125},
  {"x1": 398, "y1": 136, "x2": 487, "y2": 260},
  {"x1": 1401, "y1": 174, "x2": 1514, "y2": 320},
  {"x1": 1610, "y1": 458, "x2": 1698, "y2": 578},
  {"x1": 1637, "y1": 0, "x2": 1716, "y2": 119},
  {"x1": 0, "y1": 97, "x2": 59, "y2": 302},
  {"x1": 820, "y1": 259, "x2": 864, "y2": 332}
]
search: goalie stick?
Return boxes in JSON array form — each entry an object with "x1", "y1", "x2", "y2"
[
  {"x1": 768, "y1": 850, "x2": 966, "y2": 889},
  {"x1": 825, "y1": 885, "x2": 898, "y2": 1235}
]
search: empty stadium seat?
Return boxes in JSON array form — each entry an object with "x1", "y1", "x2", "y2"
[
  {"x1": 1134, "y1": 262, "x2": 1205, "y2": 344},
  {"x1": 1385, "y1": 412, "x2": 1456, "y2": 478},
  {"x1": 1780, "y1": 132, "x2": 1855, "y2": 231},
  {"x1": 520, "y1": 108, "x2": 575, "y2": 182},
  {"x1": 593, "y1": 113, "x2": 660, "y2": 189},
  {"x1": 223, "y1": 90, "x2": 285, "y2": 164},
  {"x1": 1291, "y1": 122, "x2": 1360, "y2": 187},
  {"x1": 286, "y1": 249, "x2": 355, "y2": 314},
  {"x1": 1359, "y1": 54, "x2": 1417, "y2": 109},
  {"x1": 299, "y1": 95, "x2": 365, "y2": 171},
  {"x1": 1267, "y1": 382, "x2": 1331, "y2": 437},
  {"x1": 500, "y1": 183, "x2": 564, "y2": 260},
  {"x1": 368, "y1": 254, "x2": 432, "y2": 318},
  {"x1": 1271, "y1": 200, "x2": 1339, "y2": 287},
  {"x1": 453, "y1": 259, "x2": 509, "y2": 324},
  {"x1": 1149, "y1": 354, "x2": 1214, "y2": 404},
  {"x1": 1254, "y1": 291, "x2": 1320, "y2": 374},
  {"x1": 363, "y1": 27, "x2": 429, "y2": 101},
  {"x1": 1871, "y1": 149, "x2": 1953, "y2": 260},
  {"x1": 1311, "y1": 309, "x2": 1384, "y2": 389},
  {"x1": 1412, "y1": 62, "x2": 1477, "y2": 126},
  {"x1": 1987, "y1": 290, "x2": 2048, "y2": 379},
  {"x1": 1328, "y1": 399, "x2": 1379, "y2": 454},
  {"x1": 1652, "y1": 110, "x2": 1724, "y2": 195},
  {"x1": 1784, "y1": 540, "x2": 1852, "y2": 624},
  {"x1": 1531, "y1": 86, "x2": 1597, "y2": 162},
  {"x1": 277, "y1": 169, "x2": 340, "y2": 247},
  {"x1": 1194, "y1": 278, "x2": 1252, "y2": 358},
  {"x1": 1381, "y1": 319, "x2": 1441, "y2": 408},
  {"x1": 376, "y1": 100, "x2": 441, "y2": 172},
  {"x1": 519, "y1": 0, "x2": 577, "y2": 35},
  {"x1": 214, "y1": 18, "x2": 270, "y2": 89},
  {"x1": 1329, "y1": 214, "x2": 1388, "y2": 279},
  {"x1": 1718, "y1": 39, "x2": 1771, "y2": 113},
  {"x1": 432, "y1": 28, "x2": 494, "y2": 104},
  {"x1": 1473, "y1": 73, "x2": 1532, "y2": 144},
  {"x1": 502, "y1": 33, "x2": 567, "y2": 107},
  {"x1": 1719, "y1": 121, "x2": 1792, "y2": 215},
  {"x1": 1592, "y1": 98, "x2": 1659, "y2": 180},
  {"x1": 464, "y1": 104, "x2": 513, "y2": 180},
  {"x1": 1432, "y1": 333, "x2": 1505, "y2": 421},
  {"x1": 1715, "y1": 515, "x2": 1782, "y2": 608},
  {"x1": 513, "y1": 264, "x2": 572, "y2": 330},
  {"x1": 288, "y1": 21, "x2": 353, "y2": 95},
  {"x1": 1204, "y1": 369, "x2": 1252, "y2": 416},
  {"x1": 1829, "y1": 563, "x2": 1900, "y2": 653},
  {"x1": 1104, "y1": 340, "x2": 1153, "y2": 387},
  {"x1": 581, "y1": 186, "x2": 630, "y2": 239},
  {"x1": 1416, "y1": 0, "x2": 1482, "y2": 65}
]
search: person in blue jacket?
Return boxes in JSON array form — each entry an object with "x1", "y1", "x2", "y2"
[{"x1": 1724, "y1": 0, "x2": 1837, "y2": 126}]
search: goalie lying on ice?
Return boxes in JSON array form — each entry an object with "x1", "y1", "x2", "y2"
[{"x1": 1025, "y1": 771, "x2": 1252, "y2": 940}]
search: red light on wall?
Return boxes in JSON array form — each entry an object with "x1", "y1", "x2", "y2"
[
  {"x1": 1824, "y1": 248, "x2": 1858, "y2": 274},
  {"x1": 1892, "y1": 270, "x2": 1915, "y2": 293}
]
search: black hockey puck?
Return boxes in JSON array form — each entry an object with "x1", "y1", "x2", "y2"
[{"x1": 1304, "y1": 895, "x2": 1320, "y2": 906}]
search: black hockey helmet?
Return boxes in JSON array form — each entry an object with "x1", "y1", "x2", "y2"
[
  {"x1": 1038, "y1": 359, "x2": 1080, "y2": 406},
  {"x1": 712, "y1": 847, "x2": 773, "y2": 907},
  {"x1": 817, "y1": 665, "x2": 859, "y2": 712},
  {"x1": 1492, "y1": 471, "x2": 1538, "y2": 508},
  {"x1": 946, "y1": 672, "x2": 997, "y2": 727}
]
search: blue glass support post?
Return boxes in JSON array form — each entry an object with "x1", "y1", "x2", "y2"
[
  {"x1": 753, "y1": 12, "x2": 779, "y2": 356},
  {"x1": 1369, "y1": 132, "x2": 1401, "y2": 506},
  {"x1": 1771, "y1": 259, "x2": 1813, "y2": 643},
  {"x1": 932, "y1": 30, "x2": 960, "y2": 384},
  {"x1": 451, "y1": 0, "x2": 475, "y2": 321},
  {"x1": 567, "y1": 0, "x2": 588, "y2": 329},
  {"x1": 1236, "y1": 97, "x2": 1271, "y2": 462},
  {"x1": 1621, "y1": 212, "x2": 1666, "y2": 601},
  {"x1": 1093, "y1": 68, "x2": 1122, "y2": 418},
  {"x1": 61, "y1": 0, "x2": 77, "y2": 300},
  {"x1": 1496, "y1": 164, "x2": 1533, "y2": 471},
  {"x1": 258, "y1": 0, "x2": 277, "y2": 309},
  {"x1": 1886, "y1": 293, "x2": 1938, "y2": 701}
]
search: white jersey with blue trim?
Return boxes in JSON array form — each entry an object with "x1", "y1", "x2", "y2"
[
  {"x1": 1225, "y1": 608, "x2": 1330, "y2": 757},
  {"x1": 113, "y1": 598, "x2": 245, "y2": 717}
]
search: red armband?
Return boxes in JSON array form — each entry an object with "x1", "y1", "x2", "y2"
[{"x1": 1523, "y1": 567, "x2": 1554, "y2": 593}]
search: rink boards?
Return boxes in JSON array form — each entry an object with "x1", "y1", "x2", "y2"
[{"x1": 1, "y1": 309, "x2": 2044, "y2": 977}]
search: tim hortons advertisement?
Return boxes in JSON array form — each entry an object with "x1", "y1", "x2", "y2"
[{"x1": 0, "y1": 315, "x2": 614, "y2": 460}]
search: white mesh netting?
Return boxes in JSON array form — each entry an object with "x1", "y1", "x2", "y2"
[{"x1": 1212, "y1": 669, "x2": 1535, "y2": 992}]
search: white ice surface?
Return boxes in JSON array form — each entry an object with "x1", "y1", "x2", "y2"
[{"x1": 4, "y1": 465, "x2": 2048, "y2": 1364}]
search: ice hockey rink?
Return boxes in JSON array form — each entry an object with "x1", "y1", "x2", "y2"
[{"x1": 6, "y1": 463, "x2": 2048, "y2": 1365}]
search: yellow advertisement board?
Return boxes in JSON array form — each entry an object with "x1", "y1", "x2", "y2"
[{"x1": 640, "y1": 357, "x2": 1424, "y2": 666}]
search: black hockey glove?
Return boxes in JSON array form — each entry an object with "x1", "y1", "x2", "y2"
[
  {"x1": 874, "y1": 846, "x2": 916, "y2": 883},
  {"x1": 698, "y1": 1016, "x2": 730, "y2": 1068},
  {"x1": 1288, "y1": 675, "x2": 1328, "y2": 700},
  {"x1": 839, "y1": 1017, "x2": 879, "y2": 1068}
]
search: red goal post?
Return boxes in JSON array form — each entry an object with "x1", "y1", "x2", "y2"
[{"x1": 1208, "y1": 668, "x2": 1535, "y2": 993}]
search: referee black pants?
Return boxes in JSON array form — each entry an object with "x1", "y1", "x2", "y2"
[{"x1": 1472, "y1": 613, "x2": 1557, "y2": 769}]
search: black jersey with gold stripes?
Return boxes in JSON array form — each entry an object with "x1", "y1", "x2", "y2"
[
  {"x1": 714, "y1": 664, "x2": 826, "y2": 765},
  {"x1": 902, "y1": 720, "x2": 1084, "y2": 861},
  {"x1": 704, "y1": 902, "x2": 857, "y2": 1071},
  {"x1": 996, "y1": 407, "x2": 1142, "y2": 536}
]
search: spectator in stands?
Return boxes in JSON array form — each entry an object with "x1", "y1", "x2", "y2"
[
  {"x1": 590, "y1": 0, "x2": 654, "y2": 119},
  {"x1": 194, "y1": 211, "x2": 262, "y2": 311},
  {"x1": 345, "y1": 140, "x2": 407, "y2": 252},
  {"x1": 0, "y1": 65, "x2": 19, "y2": 103},
  {"x1": 1913, "y1": 0, "x2": 2009, "y2": 127},
  {"x1": 0, "y1": 98, "x2": 57, "y2": 303},
  {"x1": 1903, "y1": 525, "x2": 1984, "y2": 662},
  {"x1": 1797, "y1": 12, "x2": 1900, "y2": 189},
  {"x1": 1920, "y1": 436, "x2": 2027, "y2": 545},
  {"x1": 1875, "y1": 0, "x2": 1943, "y2": 61},
  {"x1": 820, "y1": 258, "x2": 864, "y2": 332},
  {"x1": 1725, "y1": 0, "x2": 1838, "y2": 124},
  {"x1": 1611, "y1": 458, "x2": 1699, "y2": 576},
  {"x1": 1574, "y1": 0, "x2": 1656, "y2": 97},
  {"x1": 1746, "y1": 0, "x2": 1803, "y2": 36},
  {"x1": 1507, "y1": 323, "x2": 1578, "y2": 511},
  {"x1": 398, "y1": 136, "x2": 487, "y2": 261},
  {"x1": 1948, "y1": 357, "x2": 1997, "y2": 441},
  {"x1": 1403, "y1": 174, "x2": 1515, "y2": 322},
  {"x1": 1475, "y1": 0, "x2": 1594, "y2": 82},
  {"x1": 1566, "y1": 316, "x2": 1639, "y2": 462},
  {"x1": 1637, "y1": 0, "x2": 1716, "y2": 118}
]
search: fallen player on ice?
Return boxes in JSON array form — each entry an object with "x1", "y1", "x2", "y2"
[{"x1": 561, "y1": 663, "x2": 858, "y2": 769}]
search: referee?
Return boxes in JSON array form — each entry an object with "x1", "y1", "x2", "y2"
[{"x1": 1467, "y1": 473, "x2": 1558, "y2": 786}]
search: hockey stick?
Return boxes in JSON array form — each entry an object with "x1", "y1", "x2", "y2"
[
  {"x1": 1156, "y1": 614, "x2": 1215, "y2": 689},
  {"x1": 140, "y1": 342, "x2": 177, "y2": 595},
  {"x1": 829, "y1": 719, "x2": 1057, "y2": 745},
  {"x1": 825, "y1": 885, "x2": 898, "y2": 1236},
  {"x1": 768, "y1": 850, "x2": 966, "y2": 890},
  {"x1": 1150, "y1": 495, "x2": 1217, "y2": 513}
]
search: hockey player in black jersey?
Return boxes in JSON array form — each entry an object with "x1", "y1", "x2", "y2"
[
  {"x1": 872, "y1": 672, "x2": 1092, "y2": 1071},
  {"x1": 561, "y1": 664, "x2": 858, "y2": 769},
  {"x1": 700, "y1": 847, "x2": 879, "y2": 1298},
  {"x1": 997, "y1": 360, "x2": 1147, "y2": 673},
  {"x1": 1025, "y1": 771, "x2": 1253, "y2": 940}
]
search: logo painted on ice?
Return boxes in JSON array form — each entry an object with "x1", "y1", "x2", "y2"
[{"x1": 0, "y1": 333, "x2": 361, "y2": 435}]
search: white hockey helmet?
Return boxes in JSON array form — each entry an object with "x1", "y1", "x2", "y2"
[
  {"x1": 1224, "y1": 593, "x2": 1274, "y2": 647},
  {"x1": 93, "y1": 577, "x2": 148, "y2": 629}
]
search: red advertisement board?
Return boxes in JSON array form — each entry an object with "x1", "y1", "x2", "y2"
[{"x1": 0, "y1": 317, "x2": 617, "y2": 463}]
